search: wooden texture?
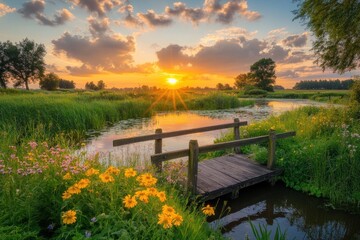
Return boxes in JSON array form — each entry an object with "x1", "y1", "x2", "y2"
[
  {"x1": 188, "y1": 140, "x2": 199, "y2": 195},
  {"x1": 197, "y1": 154, "x2": 282, "y2": 201},
  {"x1": 113, "y1": 121, "x2": 247, "y2": 146},
  {"x1": 233, "y1": 118, "x2": 241, "y2": 154},
  {"x1": 152, "y1": 128, "x2": 163, "y2": 172},
  {"x1": 267, "y1": 130, "x2": 276, "y2": 169}
]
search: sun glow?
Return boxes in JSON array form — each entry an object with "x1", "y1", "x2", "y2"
[{"x1": 167, "y1": 78, "x2": 178, "y2": 85}]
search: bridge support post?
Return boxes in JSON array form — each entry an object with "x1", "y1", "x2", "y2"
[
  {"x1": 152, "y1": 128, "x2": 163, "y2": 173},
  {"x1": 267, "y1": 129, "x2": 276, "y2": 169},
  {"x1": 234, "y1": 118, "x2": 241, "y2": 153},
  {"x1": 188, "y1": 140, "x2": 199, "y2": 195}
]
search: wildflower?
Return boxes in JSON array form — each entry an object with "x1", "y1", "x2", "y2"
[
  {"x1": 29, "y1": 141, "x2": 38, "y2": 149},
  {"x1": 90, "y1": 217, "x2": 97, "y2": 223},
  {"x1": 158, "y1": 213, "x2": 173, "y2": 229},
  {"x1": 146, "y1": 187, "x2": 158, "y2": 196},
  {"x1": 137, "y1": 173, "x2": 157, "y2": 187},
  {"x1": 105, "y1": 166, "x2": 120, "y2": 175},
  {"x1": 162, "y1": 205, "x2": 175, "y2": 216},
  {"x1": 62, "y1": 210, "x2": 77, "y2": 224},
  {"x1": 81, "y1": 143, "x2": 86, "y2": 147},
  {"x1": 157, "y1": 191, "x2": 166, "y2": 202},
  {"x1": 85, "y1": 168, "x2": 99, "y2": 176},
  {"x1": 62, "y1": 191, "x2": 72, "y2": 200},
  {"x1": 85, "y1": 230, "x2": 91, "y2": 238},
  {"x1": 77, "y1": 178, "x2": 90, "y2": 189},
  {"x1": 202, "y1": 205, "x2": 215, "y2": 216},
  {"x1": 135, "y1": 190, "x2": 149, "y2": 203},
  {"x1": 47, "y1": 223, "x2": 55, "y2": 230},
  {"x1": 63, "y1": 173, "x2": 72, "y2": 180},
  {"x1": 123, "y1": 195, "x2": 137, "y2": 208},
  {"x1": 99, "y1": 173, "x2": 114, "y2": 183},
  {"x1": 67, "y1": 184, "x2": 81, "y2": 195},
  {"x1": 124, "y1": 168, "x2": 137, "y2": 178},
  {"x1": 172, "y1": 214, "x2": 183, "y2": 226}
]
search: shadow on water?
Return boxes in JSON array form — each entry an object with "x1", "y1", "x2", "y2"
[{"x1": 207, "y1": 182, "x2": 360, "y2": 240}]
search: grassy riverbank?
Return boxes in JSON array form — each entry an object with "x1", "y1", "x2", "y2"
[{"x1": 218, "y1": 104, "x2": 360, "y2": 210}]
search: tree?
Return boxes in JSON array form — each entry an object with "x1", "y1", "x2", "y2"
[
  {"x1": 234, "y1": 73, "x2": 252, "y2": 89},
  {"x1": 39, "y1": 73, "x2": 60, "y2": 91},
  {"x1": 59, "y1": 79, "x2": 76, "y2": 89},
  {"x1": 6, "y1": 38, "x2": 46, "y2": 90},
  {"x1": 0, "y1": 41, "x2": 12, "y2": 89},
  {"x1": 85, "y1": 81, "x2": 98, "y2": 90},
  {"x1": 216, "y1": 83, "x2": 224, "y2": 90},
  {"x1": 97, "y1": 80, "x2": 106, "y2": 90},
  {"x1": 294, "y1": 1, "x2": 360, "y2": 73},
  {"x1": 250, "y1": 58, "x2": 276, "y2": 91}
]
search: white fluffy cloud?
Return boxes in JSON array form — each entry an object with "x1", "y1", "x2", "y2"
[{"x1": 0, "y1": 3, "x2": 15, "y2": 17}]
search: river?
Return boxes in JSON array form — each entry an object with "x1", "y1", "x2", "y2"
[{"x1": 81, "y1": 99, "x2": 360, "y2": 239}]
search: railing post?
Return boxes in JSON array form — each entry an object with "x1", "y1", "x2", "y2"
[
  {"x1": 152, "y1": 128, "x2": 162, "y2": 173},
  {"x1": 233, "y1": 118, "x2": 241, "y2": 153},
  {"x1": 188, "y1": 140, "x2": 199, "y2": 195},
  {"x1": 267, "y1": 129, "x2": 276, "y2": 169}
]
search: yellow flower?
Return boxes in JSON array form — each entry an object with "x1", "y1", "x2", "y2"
[
  {"x1": 135, "y1": 190, "x2": 149, "y2": 203},
  {"x1": 202, "y1": 204, "x2": 215, "y2": 216},
  {"x1": 137, "y1": 173, "x2": 157, "y2": 187},
  {"x1": 124, "y1": 168, "x2": 137, "y2": 178},
  {"x1": 62, "y1": 210, "x2": 77, "y2": 225},
  {"x1": 157, "y1": 191, "x2": 166, "y2": 202},
  {"x1": 67, "y1": 184, "x2": 81, "y2": 195},
  {"x1": 85, "y1": 168, "x2": 99, "y2": 176},
  {"x1": 63, "y1": 173, "x2": 72, "y2": 180},
  {"x1": 99, "y1": 173, "x2": 114, "y2": 183},
  {"x1": 62, "y1": 191, "x2": 72, "y2": 200},
  {"x1": 146, "y1": 187, "x2": 158, "y2": 196},
  {"x1": 162, "y1": 205, "x2": 175, "y2": 216},
  {"x1": 105, "y1": 166, "x2": 120, "y2": 175},
  {"x1": 77, "y1": 178, "x2": 90, "y2": 189},
  {"x1": 123, "y1": 195, "x2": 137, "y2": 208},
  {"x1": 158, "y1": 213, "x2": 173, "y2": 229},
  {"x1": 172, "y1": 213, "x2": 183, "y2": 226}
]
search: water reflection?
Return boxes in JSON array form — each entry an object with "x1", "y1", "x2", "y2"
[
  {"x1": 208, "y1": 183, "x2": 360, "y2": 240},
  {"x1": 81, "y1": 99, "x2": 329, "y2": 164}
]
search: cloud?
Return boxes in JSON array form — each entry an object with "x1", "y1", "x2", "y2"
[
  {"x1": 69, "y1": 0, "x2": 122, "y2": 17},
  {"x1": 200, "y1": 27, "x2": 257, "y2": 46},
  {"x1": 137, "y1": 10, "x2": 172, "y2": 27},
  {"x1": 52, "y1": 32, "x2": 135, "y2": 75},
  {"x1": 285, "y1": 51, "x2": 313, "y2": 63},
  {"x1": 0, "y1": 3, "x2": 16, "y2": 17},
  {"x1": 156, "y1": 37, "x2": 290, "y2": 75},
  {"x1": 18, "y1": 0, "x2": 73, "y2": 26},
  {"x1": 88, "y1": 16, "x2": 110, "y2": 37},
  {"x1": 277, "y1": 70, "x2": 300, "y2": 78},
  {"x1": 165, "y1": 0, "x2": 261, "y2": 25},
  {"x1": 282, "y1": 33, "x2": 308, "y2": 47}
]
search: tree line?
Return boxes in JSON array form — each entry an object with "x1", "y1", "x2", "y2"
[{"x1": 293, "y1": 79, "x2": 355, "y2": 90}]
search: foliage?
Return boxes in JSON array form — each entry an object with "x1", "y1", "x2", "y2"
[
  {"x1": 6, "y1": 38, "x2": 46, "y2": 90},
  {"x1": 293, "y1": 79, "x2": 354, "y2": 90},
  {"x1": 250, "y1": 58, "x2": 276, "y2": 92},
  {"x1": 0, "y1": 144, "x2": 223, "y2": 239},
  {"x1": 186, "y1": 92, "x2": 251, "y2": 110},
  {"x1": 216, "y1": 83, "x2": 232, "y2": 90},
  {"x1": 39, "y1": 72, "x2": 60, "y2": 91},
  {"x1": 294, "y1": 0, "x2": 360, "y2": 73},
  {"x1": 85, "y1": 80, "x2": 106, "y2": 91},
  {"x1": 249, "y1": 221, "x2": 287, "y2": 240},
  {"x1": 244, "y1": 88, "x2": 268, "y2": 96},
  {"x1": 234, "y1": 73, "x2": 252, "y2": 89},
  {"x1": 273, "y1": 85, "x2": 285, "y2": 90},
  {"x1": 0, "y1": 41, "x2": 12, "y2": 89},
  {"x1": 59, "y1": 79, "x2": 76, "y2": 89},
  {"x1": 350, "y1": 80, "x2": 360, "y2": 103}
]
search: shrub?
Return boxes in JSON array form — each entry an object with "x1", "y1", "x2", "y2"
[{"x1": 245, "y1": 88, "x2": 268, "y2": 96}]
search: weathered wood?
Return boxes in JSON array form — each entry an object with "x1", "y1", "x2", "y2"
[
  {"x1": 267, "y1": 130, "x2": 276, "y2": 169},
  {"x1": 276, "y1": 131, "x2": 296, "y2": 139},
  {"x1": 188, "y1": 140, "x2": 199, "y2": 195},
  {"x1": 151, "y1": 149, "x2": 189, "y2": 162},
  {"x1": 113, "y1": 121, "x2": 247, "y2": 146},
  {"x1": 152, "y1": 128, "x2": 163, "y2": 173},
  {"x1": 233, "y1": 118, "x2": 241, "y2": 154}
]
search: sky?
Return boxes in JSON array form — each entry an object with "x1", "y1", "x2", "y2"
[{"x1": 0, "y1": 0, "x2": 358, "y2": 89}]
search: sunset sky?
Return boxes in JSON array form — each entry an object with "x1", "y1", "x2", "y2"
[{"x1": 0, "y1": 0, "x2": 358, "y2": 89}]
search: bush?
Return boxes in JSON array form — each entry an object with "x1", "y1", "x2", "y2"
[
  {"x1": 245, "y1": 88, "x2": 268, "y2": 95},
  {"x1": 39, "y1": 73, "x2": 60, "y2": 91},
  {"x1": 350, "y1": 80, "x2": 360, "y2": 103}
]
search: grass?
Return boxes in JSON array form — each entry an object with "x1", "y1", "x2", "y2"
[{"x1": 216, "y1": 105, "x2": 360, "y2": 210}]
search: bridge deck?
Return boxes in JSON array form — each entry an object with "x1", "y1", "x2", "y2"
[{"x1": 197, "y1": 154, "x2": 282, "y2": 201}]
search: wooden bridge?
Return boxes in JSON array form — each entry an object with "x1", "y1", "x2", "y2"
[{"x1": 113, "y1": 119, "x2": 295, "y2": 201}]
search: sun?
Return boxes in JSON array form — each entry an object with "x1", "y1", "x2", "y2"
[{"x1": 167, "y1": 78, "x2": 178, "y2": 85}]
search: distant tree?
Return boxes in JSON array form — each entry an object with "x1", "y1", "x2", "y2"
[
  {"x1": 39, "y1": 73, "x2": 60, "y2": 91},
  {"x1": 0, "y1": 41, "x2": 12, "y2": 89},
  {"x1": 294, "y1": 1, "x2": 360, "y2": 73},
  {"x1": 223, "y1": 84, "x2": 232, "y2": 90},
  {"x1": 97, "y1": 80, "x2": 106, "y2": 90},
  {"x1": 59, "y1": 79, "x2": 76, "y2": 89},
  {"x1": 234, "y1": 73, "x2": 252, "y2": 89},
  {"x1": 273, "y1": 85, "x2": 285, "y2": 90},
  {"x1": 250, "y1": 58, "x2": 276, "y2": 92},
  {"x1": 293, "y1": 79, "x2": 354, "y2": 90},
  {"x1": 85, "y1": 81, "x2": 98, "y2": 90},
  {"x1": 216, "y1": 83, "x2": 224, "y2": 90},
  {"x1": 350, "y1": 77, "x2": 360, "y2": 103},
  {"x1": 7, "y1": 38, "x2": 46, "y2": 90}
]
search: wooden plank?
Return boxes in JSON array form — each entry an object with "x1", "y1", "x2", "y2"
[
  {"x1": 152, "y1": 128, "x2": 163, "y2": 172},
  {"x1": 188, "y1": 140, "x2": 199, "y2": 195},
  {"x1": 267, "y1": 130, "x2": 276, "y2": 169},
  {"x1": 226, "y1": 155, "x2": 271, "y2": 176},
  {"x1": 113, "y1": 121, "x2": 247, "y2": 146},
  {"x1": 151, "y1": 149, "x2": 189, "y2": 162},
  {"x1": 276, "y1": 131, "x2": 296, "y2": 139},
  {"x1": 233, "y1": 118, "x2": 241, "y2": 154}
]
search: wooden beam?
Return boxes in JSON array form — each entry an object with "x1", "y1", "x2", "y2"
[
  {"x1": 188, "y1": 140, "x2": 199, "y2": 195},
  {"x1": 233, "y1": 118, "x2": 241, "y2": 154},
  {"x1": 267, "y1": 130, "x2": 276, "y2": 169},
  {"x1": 152, "y1": 128, "x2": 163, "y2": 173},
  {"x1": 113, "y1": 121, "x2": 247, "y2": 146}
]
